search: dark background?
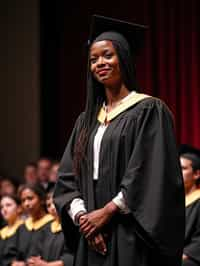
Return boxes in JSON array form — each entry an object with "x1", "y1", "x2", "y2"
[
  {"x1": 40, "y1": 0, "x2": 200, "y2": 160},
  {"x1": 0, "y1": 0, "x2": 199, "y2": 178}
]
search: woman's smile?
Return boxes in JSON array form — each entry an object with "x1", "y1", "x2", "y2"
[{"x1": 90, "y1": 40, "x2": 122, "y2": 85}]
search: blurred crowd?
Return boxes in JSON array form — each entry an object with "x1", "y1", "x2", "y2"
[
  {"x1": 0, "y1": 158, "x2": 73, "y2": 266},
  {"x1": 1, "y1": 144, "x2": 200, "y2": 266}
]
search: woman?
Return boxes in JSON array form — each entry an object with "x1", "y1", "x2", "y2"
[
  {"x1": 179, "y1": 145, "x2": 200, "y2": 266},
  {"x1": 0, "y1": 194, "x2": 23, "y2": 266},
  {"x1": 54, "y1": 15, "x2": 185, "y2": 266},
  {"x1": 12, "y1": 184, "x2": 53, "y2": 266},
  {"x1": 27, "y1": 186, "x2": 74, "y2": 266}
]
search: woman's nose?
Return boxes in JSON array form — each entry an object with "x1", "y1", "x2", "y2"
[
  {"x1": 96, "y1": 56, "x2": 105, "y2": 66},
  {"x1": 24, "y1": 200, "x2": 30, "y2": 208}
]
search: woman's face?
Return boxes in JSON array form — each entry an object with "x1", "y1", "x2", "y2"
[
  {"x1": 0, "y1": 179, "x2": 16, "y2": 195},
  {"x1": 0, "y1": 196, "x2": 18, "y2": 223},
  {"x1": 46, "y1": 195, "x2": 57, "y2": 218},
  {"x1": 90, "y1": 40, "x2": 122, "y2": 86},
  {"x1": 180, "y1": 157, "x2": 196, "y2": 192},
  {"x1": 21, "y1": 188, "x2": 43, "y2": 217}
]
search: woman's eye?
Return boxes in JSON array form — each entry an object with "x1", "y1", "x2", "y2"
[
  {"x1": 90, "y1": 58, "x2": 97, "y2": 64},
  {"x1": 104, "y1": 53, "x2": 112, "y2": 59}
]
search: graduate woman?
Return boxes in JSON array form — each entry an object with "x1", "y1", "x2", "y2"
[
  {"x1": 28, "y1": 185, "x2": 74, "y2": 266},
  {"x1": 0, "y1": 194, "x2": 23, "y2": 266},
  {"x1": 12, "y1": 184, "x2": 54, "y2": 266},
  {"x1": 54, "y1": 15, "x2": 185, "y2": 266},
  {"x1": 180, "y1": 144, "x2": 200, "y2": 266}
]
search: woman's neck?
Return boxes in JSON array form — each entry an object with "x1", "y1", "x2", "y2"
[
  {"x1": 54, "y1": 215, "x2": 60, "y2": 222},
  {"x1": 105, "y1": 84, "x2": 130, "y2": 107},
  {"x1": 185, "y1": 184, "x2": 197, "y2": 196},
  {"x1": 7, "y1": 215, "x2": 18, "y2": 227},
  {"x1": 32, "y1": 209, "x2": 46, "y2": 222}
]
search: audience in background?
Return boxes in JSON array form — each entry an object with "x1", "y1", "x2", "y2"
[
  {"x1": 49, "y1": 161, "x2": 60, "y2": 183},
  {"x1": 3, "y1": 143, "x2": 200, "y2": 266},
  {"x1": 180, "y1": 144, "x2": 200, "y2": 266},
  {"x1": 13, "y1": 184, "x2": 54, "y2": 265},
  {"x1": 0, "y1": 158, "x2": 71, "y2": 266},
  {"x1": 0, "y1": 177, "x2": 17, "y2": 197},
  {"x1": 37, "y1": 157, "x2": 52, "y2": 190},
  {"x1": 27, "y1": 185, "x2": 74, "y2": 266},
  {"x1": 0, "y1": 194, "x2": 23, "y2": 266},
  {"x1": 23, "y1": 162, "x2": 38, "y2": 185}
]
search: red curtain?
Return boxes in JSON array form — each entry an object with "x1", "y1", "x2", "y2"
[{"x1": 136, "y1": 0, "x2": 200, "y2": 148}]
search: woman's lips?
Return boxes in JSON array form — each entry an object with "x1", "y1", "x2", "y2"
[{"x1": 97, "y1": 69, "x2": 110, "y2": 76}]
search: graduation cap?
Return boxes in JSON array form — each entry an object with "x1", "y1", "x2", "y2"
[
  {"x1": 179, "y1": 144, "x2": 200, "y2": 170},
  {"x1": 179, "y1": 144, "x2": 200, "y2": 157},
  {"x1": 88, "y1": 15, "x2": 148, "y2": 55}
]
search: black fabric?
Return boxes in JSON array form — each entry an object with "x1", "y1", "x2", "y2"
[
  {"x1": 184, "y1": 199, "x2": 200, "y2": 263},
  {"x1": 54, "y1": 97, "x2": 185, "y2": 266},
  {"x1": 41, "y1": 222, "x2": 74, "y2": 265},
  {"x1": 0, "y1": 232, "x2": 19, "y2": 266},
  {"x1": 182, "y1": 258, "x2": 199, "y2": 266},
  {"x1": 94, "y1": 31, "x2": 130, "y2": 53},
  {"x1": 16, "y1": 220, "x2": 52, "y2": 261},
  {"x1": 89, "y1": 15, "x2": 147, "y2": 55}
]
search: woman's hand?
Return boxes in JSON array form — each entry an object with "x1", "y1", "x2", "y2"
[
  {"x1": 27, "y1": 256, "x2": 48, "y2": 266},
  {"x1": 11, "y1": 261, "x2": 26, "y2": 266},
  {"x1": 88, "y1": 233, "x2": 107, "y2": 255},
  {"x1": 79, "y1": 201, "x2": 119, "y2": 239},
  {"x1": 182, "y1": 254, "x2": 188, "y2": 260}
]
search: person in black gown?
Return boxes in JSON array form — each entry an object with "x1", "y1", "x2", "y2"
[
  {"x1": 13, "y1": 184, "x2": 54, "y2": 266},
  {"x1": 53, "y1": 15, "x2": 185, "y2": 266},
  {"x1": 28, "y1": 185, "x2": 74, "y2": 266},
  {"x1": 0, "y1": 194, "x2": 23, "y2": 266},
  {"x1": 180, "y1": 144, "x2": 200, "y2": 266}
]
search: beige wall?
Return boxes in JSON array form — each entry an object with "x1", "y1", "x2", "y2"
[{"x1": 0, "y1": 0, "x2": 40, "y2": 178}]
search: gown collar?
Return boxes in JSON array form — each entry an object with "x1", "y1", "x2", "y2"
[
  {"x1": 51, "y1": 219, "x2": 62, "y2": 233},
  {"x1": 0, "y1": 219, "x2": 24, "y2": 239},
  {"x1": 185, "y1": 189, "x2": 200, "y2": 207},
  {"x1": 97, "y1": 92, "x2": 151, "y2": 124},
  {"x1": 25, "y1": 214, "x2": 54, "y2": 231}
]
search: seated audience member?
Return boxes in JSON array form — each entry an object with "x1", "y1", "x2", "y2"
[
  {"x1": 23, "y1": 162, "x2": 38, "y2": 185},
  {"x1": 0, "y1": 177, "x2": 17, "y2": 196},
  {"x1": 37, "y1": 157, "x2": 52, "y2": 190},
  {"x1": 49, "y1": 161, "x2": 60, "y2": 183},
  {"x1": 0, "y1": 194, "x2": 23, "y2": 266},
  {"x1": 180, "y1": 144, "x2": 200, "y2": 266},
  {"x1": 12, "y1": 184, "x2": 54, "y2": 266},
  {"x1": 27, "y1": 185, "x2": 73, "y2": 266}
]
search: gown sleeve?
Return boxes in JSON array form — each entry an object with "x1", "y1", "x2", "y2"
[
  {"x1": 60, "y1": 244, "x2": 74, "y2": 266},
  {"x1": 53, "y1": 113, "x2": 84, "y2": 251},
  {"x1": 120, "y1": 99, "x2": 185, "y2": 259}
]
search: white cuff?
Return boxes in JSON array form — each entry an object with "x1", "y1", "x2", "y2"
[
  {"x1": 68, "y1": 198, "x2": 87, "y2": 224},
  {"x1": 112, "y1": 191, "x2": 130, "y2": 214}
]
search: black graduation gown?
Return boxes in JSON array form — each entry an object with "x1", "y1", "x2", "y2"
[
  {"x1": 0, "y1": 220, "x2": 23, "y2": 266},
  {"x1": 54, "y1": 97, "x2": 185, "y2": 266},
  {"x1": 184, "y1": 191, "x2": 200, "y2": 265},
  {"x1": 16, "y1": 214, "x2": 53, "y2": 261},
  {"x1": 41, "y1": 220, "x2": 74, "y2": 265}
]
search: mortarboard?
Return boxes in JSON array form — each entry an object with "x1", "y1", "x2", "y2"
[
  {"x1": 88, "y1": 15, "x2": 148, "y2": 56},
  {"x1": 179, "y1": 144, "x2": 200, "y2": 158}
]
